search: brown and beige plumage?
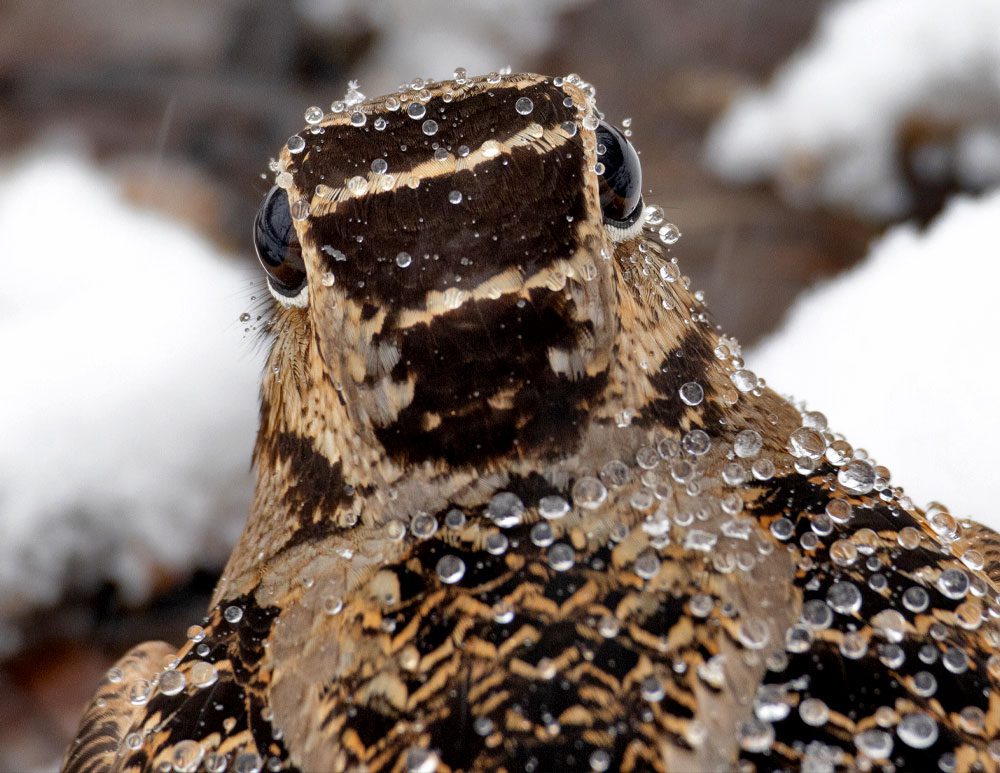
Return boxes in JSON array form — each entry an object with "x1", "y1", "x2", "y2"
[{"x1": 65, "y1": 71, "x2": 1000, "y2": 773}]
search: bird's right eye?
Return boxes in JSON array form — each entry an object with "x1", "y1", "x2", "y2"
[
  {"x1": 594, "y1": 121, "x2": 643, "y2": 227},
  {"x1": 253, "y1": 186, "x2": 306, "y2": 297}
]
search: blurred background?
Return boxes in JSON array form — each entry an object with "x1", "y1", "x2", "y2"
[{"x1": 2, "y1": 0, "x2": 999, "y2": 767}]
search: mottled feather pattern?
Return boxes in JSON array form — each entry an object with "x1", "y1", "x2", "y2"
[{"x1": 65, "y1": 72, "x2": 999, "y2": 773}]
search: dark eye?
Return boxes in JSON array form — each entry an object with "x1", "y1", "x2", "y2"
[
  {"x1": 253, "y1": 186, "x2": 306, "y2": 296},
  {"x1": 595, "y1": 121, "x2": 643, "y2": 225}
]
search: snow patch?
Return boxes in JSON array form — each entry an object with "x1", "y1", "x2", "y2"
[
  {"x1": 705, "y1": 0, "x2": 1000, "y2": 218},
  {"x1": 0, "y1": 149, "x2": 261, "y2": 651},
  {"x1": 749, "y1": 189, "x2": 1000, "y2": 528}
]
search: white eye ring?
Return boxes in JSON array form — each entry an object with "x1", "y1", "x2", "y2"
[
  {"x1": 267, "y1": 278, "x2": 309, "y2": 308},
  {"x1": 605, "y1": 214, "x2": 645, "y2": 243}
]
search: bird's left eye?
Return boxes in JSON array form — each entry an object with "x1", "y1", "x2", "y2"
[
  {"x1": 595, "y1": 121, "x2": 643, "y2": 226},
  {"x1": 253, "y1": 186, "x2": 306, "y2": 297}
]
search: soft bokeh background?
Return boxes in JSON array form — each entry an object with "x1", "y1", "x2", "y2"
[{"x1": 2, "y1": 0, "x2": 998, "y2": 767}]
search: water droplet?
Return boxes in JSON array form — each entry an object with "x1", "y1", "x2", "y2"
[
  {"x1": 739, "y1": 617, "x2": 771, "y2": 649},
  {"x1": 825, "y1": 499, "x2": 853, "y2": 523},
  {"x1": 644, "y1": 205, "x2": 665, "y2": 225},
  {"x1": 485, "y1": 533, "x2": 509, "y2": 555},
  {"x1": 731, "y1": 369, "x2": 758, "y2": 393},
  {"x1": 738, "y1": 717, "x2": 774, "y2": 753},
  {"x1": 515, "y1": 97, "x2": 534, "y2": 115},
  {"x1": 801, "y1": 599, "x2": 833, "y2": 630},
  {"x1": 190, "y1": 660, "x2": 218, "y2": 688},
  {"x1": 396, "y1": 251, "x2": 413, "y2": 268},
  {"x1": 571, "y1": 476, "x2": 607, "y2": 509},
  {"x1": 589, "y1": 749, "x2": 611, "y2": 772},
  {"x1": 304, "y1": 106, "x2": 324, "y2": 125},
  {"x1": 722, "y1": 462, "x2": 747, "y2": 486},
  {"x1": 159, "y1": 668, "x2": 186, "y2": 696},
  {"x1": 937, "y1": 568, "x2": 969, "y2": 599},
  {"x1": 855, "y1": 729, "x2": 893, "y2": 760},
  {"x1": 123, "y1": 731, "x2": 143, "y2": 751},
  {"x1": 530, "y1": 522, "x2": 554, "y2": 547},
  {"x1": 633, "y1": 550, "x2": 661, "y2": 580},
  {"x1": 685, "y1": 529, "x2": 717, "y2": 552},
  {"x1": 204, "y1": 752, "x2": 227, "y2": 773},
  {"x1": 597, "y1": 615, "x2": 620, "y2": 638},
  {"x1": 838, "y1": 460, "x2": 875, "y2": 495},
  {"x1": 386, "y1": 520, "x2": 406, "y2": 540},
  {"x1": 754, "y1": 684, "x2": 790, "y2": 722},
  {"x1": 346, "y1": 175, "x2": 369, "y2": 195},
  {"x1": 913, "y1": 670, "x2": 937, "y2": 697},
  {"x1": 600, "y1": 459, "x2": 628, "y2": 488},
  {"x1": 559, "y1": 121, "x2": 578, "y2": 137},
  {"x1": 799, "y1": 697, "x2": 829, "y2": 727},
  {"x1": 170, "y1": 739, "x2": 205, "y2": 772},
  {"x1": 223, "y1": 605, "x2": 243, "y2": 624},
  {"x1": 784, "y1": 624, "x2": 813, "y2": 654},
  {"x1": 829, "y1": 539, "x2": 858, "y2": 566},
  {"x1": 485, "y1": 491, "x2": 524, "y2": 528},
  {"x1": 538, "y1": 495, "x2": 570, "y2": 520},
  {"x1": 128, "y1": 679, "x2": 151, "y2": 705},
  {"x1": 733, "y1": 429, "x2": 763, "y2": 459},
  {"x1": 290, "y1": 199, "x2": 310, "y2": 220},
  {"x1": 658, "y1": 223, "x2": 681, "y2": 245},
  {"x1": 410, "y1": 512, "x2": 438, "y2": 539},
  {"x1": 679, "y1": 381, "x2": 704, "y2": 406},
  {"x1": 635, "y1": 445, "x2": 659, "y2": 470},
  {"x1": 444, "y1": 509, "x2": 466, "y2": 529},
  {"x1": 436, "y1": 555, "x2": 466, "y2": 584},
  {"x1": 406, "y1": 103, "x2": 426, "y2": 120},
  {"x1": 422, "y1": 119, "x2": 438, "y2": 136},
  {"x1": 897, "y1": 712, "x2": 938, "y2": 749},
  {"x1": 942, "y1": 646, "x2": 968, "y2": 674},
  {"x1": 659, "y1": 262, "x2": 680, "y2": 283},
  {"x1": 826, "y1": 581, "x2": 862, "y2": 615},
  {"x1": 287, "y1": 135, "x2": 306, "y2": 154},
  {"x1": 448, "y1": 190, "x2": 463, "y2": 204},
  {"x1": 481, "y1": 139, "x2": 502, "y2": 159},
  {"x1": 789, "y1": 427, "x2": 826, "y2": 459},
  {"x1": 902, "y1": 586, "x2": 929, "y2": 612},
  {"x1": 233, "y1": 752, "x2": 262, "y2": 773},
  {"x1": 547, "y1": 543, "x2": 575, "y2": 571},
  {"x1": 682, "y1": 429, "x2": 711, "y2": 456},
  {"x1": 350, "y1": 111, "x2": 366, "y2": 127}
]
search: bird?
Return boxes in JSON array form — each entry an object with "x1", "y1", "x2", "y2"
[{"x1": 64, "y1": 70, "x2": 1000, "y2": 773}]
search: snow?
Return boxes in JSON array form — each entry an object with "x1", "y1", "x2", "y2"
[
  {"x1": 705, "y1": 0, "x2": 1000, "y2": 219},
  {"x1": 295, "y1": 0, "x2": 588, "y2": 92},
  {"x1": 0, "y1": 149, "x2": 261, "y2": 652},
  {"x1": 749, "y1": 189, "x2": 1000, "y2": 529}
]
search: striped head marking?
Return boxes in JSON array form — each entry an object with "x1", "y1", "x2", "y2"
[{"x1": 254, "y1": 72, "x2": 646, "y2": 469}]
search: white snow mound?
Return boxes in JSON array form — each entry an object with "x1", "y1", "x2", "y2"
[
  {"x1": 0, "y1": 149, "x2": 261, "y2": 651},
  {"x1": 750, "y1": 188, "x2": 1000, "y2": 529},
  {"x1": 706, "y1": 0, "x2": 1000, "y2": 218}
]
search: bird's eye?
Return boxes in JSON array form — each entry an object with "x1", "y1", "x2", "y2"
[
  {"x1": 253, "y1": 186, "x2": 306, "y2": 297},
  {"x1": 595, "y1": 121, "x2": 643, "y2": 226}
]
